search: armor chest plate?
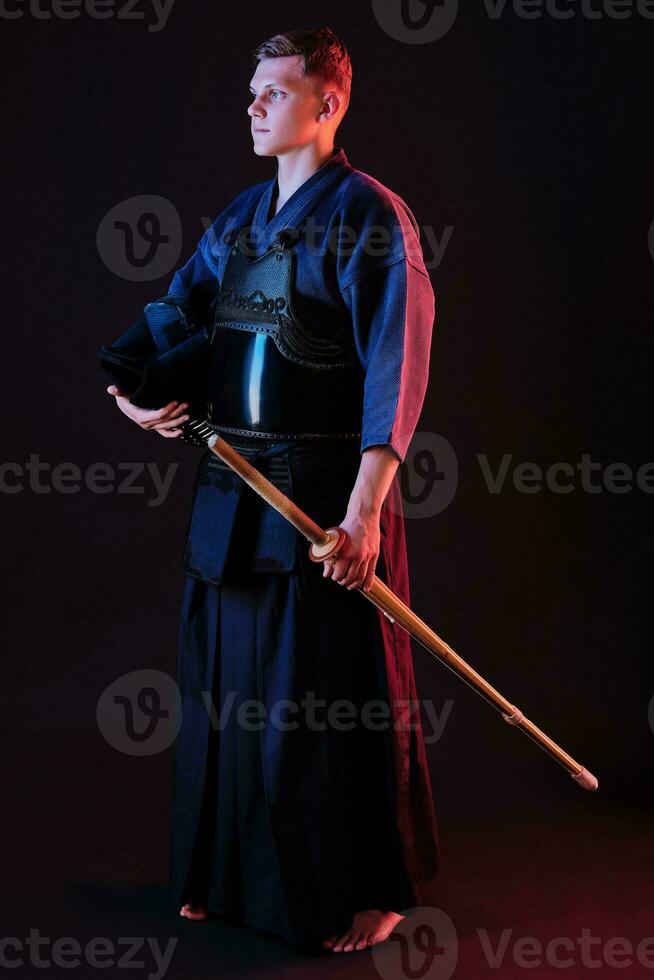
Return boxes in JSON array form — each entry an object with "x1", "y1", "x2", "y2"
[{"x1": 207, "y1": 228, "x2": 365, "y2": 440}]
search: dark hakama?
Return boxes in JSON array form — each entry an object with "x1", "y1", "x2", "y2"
[{"x1": 168, "y1": 437, "x2": 442, "y2": 945}]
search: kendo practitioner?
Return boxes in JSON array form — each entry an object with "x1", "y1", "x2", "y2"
[{"x1": 102, "y1": 27, "x2": 442, "y2": 955}]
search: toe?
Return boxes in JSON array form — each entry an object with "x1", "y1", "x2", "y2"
[
  {"x1": 348, "y1": 933, "x2": 365, "y2": 952},
  {"x1": 180, "y1": 903, "x2": 207, "y2": 920}
]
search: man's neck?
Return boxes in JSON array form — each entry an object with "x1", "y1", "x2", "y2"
[{"x1": 273, "y1": 141, "x2": 336, "y2": 210}]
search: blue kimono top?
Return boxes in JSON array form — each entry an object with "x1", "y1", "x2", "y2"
[{"x1": 167, "y1": 145, "x2": 435, "y2": 464}]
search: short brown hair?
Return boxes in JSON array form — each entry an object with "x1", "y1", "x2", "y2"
[{"x1": 253, "y1": 27, "x2": 352, "y2": 112}]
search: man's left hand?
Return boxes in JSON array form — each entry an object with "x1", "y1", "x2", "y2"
[{"x1": 322, "y1": 510, "x2": 380, "y2": 593}]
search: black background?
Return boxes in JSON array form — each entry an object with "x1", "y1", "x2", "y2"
[{"x1": 2, "y1": 0, "x2": 653, "y2": 970}]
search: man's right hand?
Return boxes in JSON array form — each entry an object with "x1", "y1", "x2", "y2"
[{"x1": 106, "y1": 385, "x2": 190, "y2": 438}]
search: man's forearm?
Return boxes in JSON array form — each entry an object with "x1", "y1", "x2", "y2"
[{"x1": 346, "y1": 445, "x2": 400, "y2": 518}]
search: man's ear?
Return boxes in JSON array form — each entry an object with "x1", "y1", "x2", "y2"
[{"x1": 318, "y1": 91, "x2": 342, "y2": 124}]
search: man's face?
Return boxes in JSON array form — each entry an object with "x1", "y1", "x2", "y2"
[{"x1": 248, "y1": 55, "x2": 331, "y2": 156}]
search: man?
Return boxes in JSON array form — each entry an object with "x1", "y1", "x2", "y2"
[{"x1": 104, "y1": 26, "x2": 442, "y2": 954}]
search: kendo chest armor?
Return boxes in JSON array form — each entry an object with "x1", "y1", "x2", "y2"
[{"x1": 206, "y1": 226, "x2": 365, "y2": 440}]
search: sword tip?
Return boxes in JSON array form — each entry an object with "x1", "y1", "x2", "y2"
[{"x1": 571, "y1": 767, "x2": 599, "y2": 792}]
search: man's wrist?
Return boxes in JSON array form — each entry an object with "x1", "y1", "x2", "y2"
[{"x1": 345, "y1": 497, "x2": 382, "y2": 520}]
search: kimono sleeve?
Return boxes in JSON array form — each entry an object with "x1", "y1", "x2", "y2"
[{"x1": 342, "y1": 256, "x2": 435, "y2": 464}]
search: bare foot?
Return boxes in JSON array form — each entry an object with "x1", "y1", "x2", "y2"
[
  {"x1": 322, "y1": 909, "x2": 405, "y2": 953},
  {"x1": 179, "y1": 903, "x2": 209, "y2": 920}
]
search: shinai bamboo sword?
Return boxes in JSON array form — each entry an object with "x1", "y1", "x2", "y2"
[{"x1": 183, "y1": 419, "x2": 598, "y2": 792}]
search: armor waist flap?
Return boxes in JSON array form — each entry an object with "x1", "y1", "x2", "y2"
[{"x1": 206, "y1": 227, "x2": 365, "y2": 440}]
